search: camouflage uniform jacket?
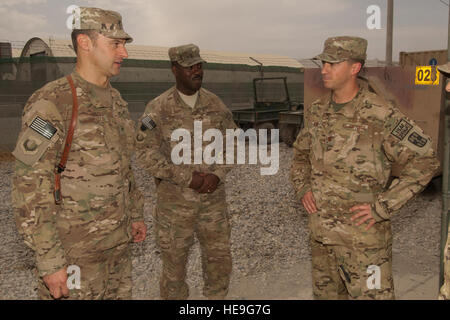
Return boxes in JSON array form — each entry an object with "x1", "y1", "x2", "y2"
[
  {"x1": 135, "y1": 86, "x2": 237, "y2": 194},
  {"x1": 12, "y1": 71, "x2": 144, "y2": 277},
  {"x1": 291, "y1": 86, "x2": 440, "y2": 221},
  {"x1": 440, "y1": 231, "x2": 450, "y2": 299}
]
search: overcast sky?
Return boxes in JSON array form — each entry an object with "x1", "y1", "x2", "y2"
[{"x1": 0, "y1": 0, "x2": 447, "y2": 60}]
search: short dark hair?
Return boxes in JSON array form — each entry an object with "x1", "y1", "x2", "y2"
[{"x1": 71, "y1": 30, "x2": 98, "y2": 53}]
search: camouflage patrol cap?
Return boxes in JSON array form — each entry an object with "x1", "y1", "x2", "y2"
[
  {"x1": 438, "y1": 62, "x2": 450, "y2": 76},
  {"x1": 73, "y1": 7, "x2": 133, "y2": 43},
  {"x1": 314, "y1": 36, "x2": 367, "y2": 63},
  {"x1": 168, "y1": 44, "x2": 206, "y2": 67}
]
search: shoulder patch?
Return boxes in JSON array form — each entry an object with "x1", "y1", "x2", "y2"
[
  {"x1": 29, "y1": 116, "x2": 57, "y2": 140},
  {"x1": 12, "y1": 115, "x2": 59, "y2": 166},
  {"x1": 391, "y1": 119, "x2": 413, "y2": 140},
  {"x1": 390, "y1": 120, "x2": 432, "y2": 156},
  {"x1": 407, "y1": 131, "x2": 428, "y2": 148},
  {"x1": 141, "y1": 116, "x2": 157, "y2": 131}
]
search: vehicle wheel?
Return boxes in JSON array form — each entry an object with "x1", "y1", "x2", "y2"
[
  {"x1": 256, "y1": 122, "x2": 276, "y2": 145},
  {"x1": 280, "y1": 123, "x2": 297, "y2": 147}
]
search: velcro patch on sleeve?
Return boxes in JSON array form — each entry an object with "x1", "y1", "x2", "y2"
[
  {"x1": 141, "y1": 116, "x2": 157, "y2": 131},
  {"x1": 402, "y1": 130, "x2": 431, "y2": 155},
  {"x1": 390, "y1": 119, "x2": 413, "y2": 140},
  {"x1": 12, "y1": 116, "x2": 59, "y2": 166},
  {"x1": 29, "y1": 116, "x2": 57, "y2": 140},
  {"x1": 408, "y1": 132, "x2": 428, "y2": 148}
]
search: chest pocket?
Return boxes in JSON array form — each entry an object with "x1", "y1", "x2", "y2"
[
  {"x1": 159, "y1": 112, "x2": 189, "y2": 156},
  {"x1": 72, "y1": 112, "x2": 109, "y2": 166},
  {"x1": 114, "y1": 100, "x2": 131, "y2": 137},
  {"x1": 324, "y1": 122, "x2": 369, "y2": 164},
  {"x1": 108, "y1": 103, "x2": 130, "y2": 157},
  {"x1": 201, "y1": 110, "x2": 224, "y2": 132},
  {"x1": 309, "y1": 121, "x2": 325, "y2": 161}
]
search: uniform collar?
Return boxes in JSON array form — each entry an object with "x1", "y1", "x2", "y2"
[
  {"x1": 328, "y1": 86, "x2": 364, "y2": 118},
  {"x1": 173, "y1": 86, "x2": 205, "y2": 111},
  {"x1": 71, "y1": 70, "x2": 114, "y2": 108}
]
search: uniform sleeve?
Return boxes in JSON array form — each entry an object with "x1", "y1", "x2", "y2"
[
  {"x1": 120, "y1": 103, "x2": 144, "y2": 223},
  {"x1": 290, "y1": 112, "x2": 312, "y2": 199},
  {"x1": 372, "y1": 107, "x2": 440, "y2": 221},
  {"x1": 206, "y1": 104, "x2": 238, "y2": 183},
  {"x1": 11, "y1": 98, "x2": 67, "y2": 277},
  {"x1": 135, "y1": 102, "x2": 193, "y2": 187},
  {"x1": 439, "y1": 233, "x2": 450, "y2": 299},
  {"x1": 127, "y1": 170, "x2": 144, "y2": 222}
]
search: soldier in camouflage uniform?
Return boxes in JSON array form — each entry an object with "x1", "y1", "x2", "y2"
[
  {"x1": 438, "y1": 61, "x2": 450, "y2": 300},
  {"x1": 290, "y1": 36, "x2": 440, "y2": 299},
  {"x1": 135, "y1": 44, "x2": 237, "y2": 300},
  {"x1": 11, "y1": 7, "x2": 146, "y2": 300}
]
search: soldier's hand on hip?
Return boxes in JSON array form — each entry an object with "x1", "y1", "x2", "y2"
[
  {"x1": 349, "y1": 204, "x2": 376, "y2": 230},
  {"x1": 189, "y1": 171, "x2": 204, "y2": 190},
  {"x1": 301, "y1": 190, "x2": 317, "y2": 214},
  {"x1": 197, "y1": 173, "x2": 220, "y2": 194},
  {"x1": 43, "y1": 267, "x2": 69, "y2": 299},
  {"x1": 132, "y1": 221, "x2": 147, "y2": 243}
]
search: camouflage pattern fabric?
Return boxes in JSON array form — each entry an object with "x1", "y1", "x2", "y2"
[
  {"x1": 437, "y1": 62, "x2": 449, "y2": 300},
  {"x1": 438, "y1": 61, "x2": 450, "y2": 77},
  {"x1": 314, "y1": 36, "x2": 367, "y2": 63},
  {"x1": 290, "y1": 86, "x2": 440, "y2": 299},
  {"x1": 73, "y1": 7, "x2": 133, "y2": 43},
  {"x1": 440, "y1": 227, "x2": 450, "y2": 300},
  {"x1": 154, "y1": 187, "x2": 231, "y2": 299},
  {"x1": 12, "y1": 71, "x2": 143, "y2": 298},
  {"x1": 135, "y1": 86, "x2": 237, "y2": 299},
  {"x1": 168, "y1": 43, "x2": 206, "y2": 67},
  {"x1": 37, "y1": 243, "x2": 132, "y2": 300},
  {"x1": 310, "y1": 215, "x2": 394, "y2": 299}
]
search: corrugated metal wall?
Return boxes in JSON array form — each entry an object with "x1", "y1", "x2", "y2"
[{"x1": 399, "y1": 50, "x2": 447, "y2": 66}]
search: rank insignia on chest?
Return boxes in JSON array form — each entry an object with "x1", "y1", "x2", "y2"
[
  {"x1": 29, "y1": 116, "x2": 57, "y2": 139},
  {"x1": 141, "y1": 116, "x2": 157, "y2": 131}
]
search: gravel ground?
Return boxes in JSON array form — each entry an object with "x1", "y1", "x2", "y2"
[{"x1": 0, "y1": 144, "x2": 441, "y2": 299}]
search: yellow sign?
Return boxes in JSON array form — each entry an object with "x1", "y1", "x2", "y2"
[{"x1": 415, "y1": 66, "x2": 439, "y2": 85}]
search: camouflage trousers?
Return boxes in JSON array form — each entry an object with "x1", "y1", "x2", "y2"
[
  {"x1": 37, "y1": 243, "x2": 132, "y2": 300},
  {"x1": 309, "y1": 211, "x2": 395, "y2": 300},
  {"x1": 439, "y1": 227, "x2": 450, "y2": 300},
  {"x1": 154, "y1": 184, "x2": 232, "y2": 300}
]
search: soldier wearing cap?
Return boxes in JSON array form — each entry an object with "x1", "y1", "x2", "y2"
[
  {"x1": 135, "y1": 44, "x2": 237, "y2": 299},
  {"x1": 290, "y1": 36, "x2": 439, "y2": 299},
  {"x1": 438, "y1": 62, "x2": 450, "y2": 300},
  {"x1": 438, "y1": 62, "x2": 450, "y2": 92},
  {"x1": 12, "y1": 7, "x2": 146, "y2": 299}
]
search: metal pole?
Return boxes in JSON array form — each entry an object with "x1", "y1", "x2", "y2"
[
  {"x1": 448, "y1": 0, "x2": 450, "y2": 62},
  {"x1": 386, "y1": 0, "x2": 393, "y2": 65},
  {"x1": 249, "y1": 57, "x2": 264, "y2": 102},
  {"x1": 440, "y1": 0, "x2": 450, "y2": 289},
  {"x1": 249, "y1": 57, "x2": 264, "y2": 79}
]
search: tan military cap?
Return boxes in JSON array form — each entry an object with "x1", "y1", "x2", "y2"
[
  {"x1": 73, "y1": 7, "x2": 133, "y2": 43},
  {"x1": 438, "y1": 62, "x2": 450, "y2": 76},
  {"x1": 314, "y1": 36, "x2": 367, "y2": 63},
  {"x1": 168, "y1": 44, "x2": 206, "y2": 67}
]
